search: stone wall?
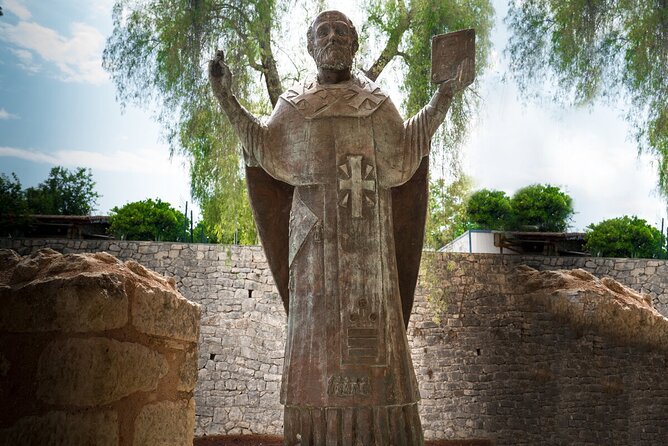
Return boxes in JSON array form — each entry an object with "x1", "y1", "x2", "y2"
[
  {"x1": 0, "y1": 248, "x2": 200, "y2": 446},
  {"x1": 411, "y1": 255, "x2": 668, "y2": 444},
  {"x1": 3, "y1": 239, "x2": 666, "y2": 318},
  {"x1": 2, "y1": 238, "x2": 668, "y2": 444}
]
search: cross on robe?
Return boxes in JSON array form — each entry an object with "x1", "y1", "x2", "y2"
[
  {"x1": 347, "y1": 86, "x2": 386, "y2": 110},
  {"x1": 339, "y1": 155, "x2": 375, "y2": 219}
]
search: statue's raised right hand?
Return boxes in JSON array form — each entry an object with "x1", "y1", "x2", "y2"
[
  {"x1": 208, "y1": 49, "x2": 233, "y2": 93},
  {"x1": 438, "y1": 57, "x2": 474, "y2": 96}
]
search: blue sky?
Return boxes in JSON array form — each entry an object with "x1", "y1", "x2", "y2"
[
  {"x1": 0, "y1": 0, "x2": 196, "y2": 218},
  {"x1": 0, "y1": 0, "x2": 666, "y2": 232}
]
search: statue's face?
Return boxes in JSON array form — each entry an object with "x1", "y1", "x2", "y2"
[{"x1": 311, "y1": 12, "x2": 355, "y2": 70}]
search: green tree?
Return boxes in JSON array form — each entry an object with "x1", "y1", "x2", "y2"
[
  {"x1": 506, "y1": 1, "x2": 668, "y2": 196},
  {"x1": 0, "y1": 173, "x2": 27, "y2": 215},
  {"x1": 0, "y1": 173, "x2": 31, "y2": 236},
  {"x1": 509, "y1": 184, "x2": 573, "y2": 232},
  {"x1": 466, "y1": 184, "x2": 574, "y2": 231},
  {"x1": 109, "y1": 198, "x2": 188, "y2": 241},
  {"x1": 102, "y1": 0, "x2": 494, "y2": 244},
  {"x1": 425, "y1": 175, "x2": 475, "y2": 249},
  {"x1": 585, "y1": 216, "x2": 666, "y2": 258},
  {"x1": 25, "y1": 166, "x2": 100, "y2": 215},
  {"x1": 466, "y1": 188, "x2": 512, "y2": 230},
  {"x1": 191, "y1": 220, "x2": 217, "y2": 243}
]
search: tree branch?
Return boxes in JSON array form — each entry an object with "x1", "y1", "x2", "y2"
[
  {"x1": 397, "y1": 51, "x2": 411, "y2": 63},
  {"x1": 248, "y1": 59, "x2": 263, "y2": 72},
  {"x1": 363, "y1": 3, "x2": 411, "y2": 81},
  {"x1": 257, "y1": 23, "x2": 283, "y2": 107}
]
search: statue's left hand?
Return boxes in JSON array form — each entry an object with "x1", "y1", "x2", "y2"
[
  {"x1": 439, "y1": 57, "x2": 474, "y2": 95},
  {"x1": 208, "y1": 49, "x2": 233, "y2": 95}
]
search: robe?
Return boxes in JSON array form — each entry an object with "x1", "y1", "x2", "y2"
[{"x1": 239, "y1": 74, "x2": 440, "y2": 445}]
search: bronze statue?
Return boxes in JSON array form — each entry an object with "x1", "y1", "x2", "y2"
[{"x1": 209, "y1": 10, "x2": 474, "y2": 445}]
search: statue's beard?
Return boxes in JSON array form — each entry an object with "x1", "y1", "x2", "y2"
[{"x1": 314, "y1": 44, "x2": 353, "y2": 71}]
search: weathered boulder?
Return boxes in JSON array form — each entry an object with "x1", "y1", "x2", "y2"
[
  {"x1": 0, "y1": 248, "x2": 200, "y2": 446},
  {"x1": 517, "y1": 266, "x2": 668, "y2": 350}
]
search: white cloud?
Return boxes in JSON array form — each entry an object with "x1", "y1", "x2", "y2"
[
  {"x1": 10, "y1": 48, "x2": 40, "y2": 73},
  {"x1": 89, "y1": 0, "x2": 115, "y2": 18},
  {"x1": 0, "y1": 145, "x2": 184, "y2": 175},
  {"x1": 0, "y1": 108, "x2": 19, "y2": 120},
  {"x1": 0, "y1": 19, "x2": 107, "y2": 84},
  {"x1": 4, "y1": 0, "x2": 31, "y2": 20},
  {"x1": 0, "y1": 146, "x2": 58, "y2": 164},
  {"x1": 0, "y1": 145, "x2": 197, "y2": 217}
]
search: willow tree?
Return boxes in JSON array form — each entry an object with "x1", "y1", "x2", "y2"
[
  {"x1": 506, "y1": 0, "x2": 668, "y2": 196},
  {"x1": 103, "y1": 0, "x2": 493, "y2": 243}
]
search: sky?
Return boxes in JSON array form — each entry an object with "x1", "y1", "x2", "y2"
[
  {"x1": 0, "y1": 0, "x2": 666, "y2": 232},
  {"x1": 0, "y1": 0, "x2": 197, "y2": 219}
]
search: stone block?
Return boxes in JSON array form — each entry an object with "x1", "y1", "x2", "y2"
[
  {"x1": 0, "y1": 410, "x2": 118, "y2": 446},
  {"x1": 37, "y1": 337, "x2": 168, "y2": 406},
  {"x1": 133, "y1": 398, "x2": 196, "y2": 446},
  {"x1": 0, "y1": 274, "x2": 128, "y2": 333},
  {"x1": 132, "y1": 282, "x2": 201, "y2": 342},
  {"x1": 178, "y1": 346, "x2": 199, "y2": 392}
]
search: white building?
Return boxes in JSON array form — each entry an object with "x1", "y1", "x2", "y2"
[
  {"x1": 439, "y1": 230, "x2": 502, "y2": 254},
  {"x1": 439, "y1": 230, "x2": 587, "y2": 255}
]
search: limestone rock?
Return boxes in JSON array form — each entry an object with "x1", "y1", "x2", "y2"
[
  {"x1": 0, "y1": 410, "x2": 118, "y2": 446},
  {"x1": 0, "y1": 273, "x2": 129, "y2": 333},
  {"x1": 132, "y1": 282, "x2": 200, "y2": 342},
  {"x1": 133, "y1": 398, "x2": 196, "y2": 446},
  {"x1": 0, "y1": 249, "x2": 129, "y2": 333},
  {"x1": 516, "y1": 266, "x2": 668, "y2": 350},
  {"x1": 178, "y1": 346, "x2": 199, "y2": 392},
  {"x1": 36, "y1": 337, "x2": 168, "y2": 406},
  {"x1": 0, "y1": 249, "x2": 199, "y2": 335},
  {"x1": 0, "y1": 247, "x2": 200, "y2": 445}
]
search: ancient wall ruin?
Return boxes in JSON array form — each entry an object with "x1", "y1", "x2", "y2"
[
  {"x1": 0, "y1": 248, "x2": 200, "y2": 446},
  {"x1": 2, "y1": 238, "x2": 667, "y2": 444},
  {"x1": 413, "y1": 255, "x2": 668, "y2": 444}
]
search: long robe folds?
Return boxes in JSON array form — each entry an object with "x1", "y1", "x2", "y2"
[{"x1": 238, "y1": 75, "x2": 444, "y2": 444}]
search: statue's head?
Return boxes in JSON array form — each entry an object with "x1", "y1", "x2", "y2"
[{"x1": 307, "y1": 10, "x2": 359, "y2": 71}]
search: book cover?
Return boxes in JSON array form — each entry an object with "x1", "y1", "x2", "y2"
[{"x1": 431, "y1": 28, "x2": 476, "y2": 85}]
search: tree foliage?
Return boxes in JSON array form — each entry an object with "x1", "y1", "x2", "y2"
[
  {"x1": 0, "y1": 173, "x2": 31, "y2": 236},
  {"x1": 425, "y1": 174, "x2": 475, "y2": 249},
  {"x1": 109, "y1": 198, "x2": 188, "y2": 241},
  {"x1": 506, "y1": 1, "x2": 668, "y2": 196},
  {"x1": 25, "y1": 167, "x2": 100, "y2": 215},
  {"x1": 103, "y1": 0, "x2": 494, "y2": 244},
  {"x1": 0, "y1": 173, "x2": 28, "y2": 216},
  {"x1": 466, "y1": 184, "x2": 573, "y2": 232},
  {"x1": 466, "y1": 188, "x2": 511, "y2": 230},
  {"x1": 0, "y1": 167, "x2": 100, "y2": 236},
  {"x1": 364, "y1": 0, "x2": 494, "y2": 150},
  {"x1": 585, "y1": 215, "x2": 666, "y2": 258},
  {"x1": 509, "y1": 184, "x2": 573, "y2": 232}
]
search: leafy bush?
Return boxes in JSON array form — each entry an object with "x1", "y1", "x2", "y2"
[
  {"x1": 466, "y1": 184, "x2": 574, "y2": 232},
  {"x1": 466, "y1": 189, "x2": 512, "y2": 230},
  {"x1": 585, "y1": 216, "x2": 666, "y2": 258},
  {"x1": 109, "y1": 199, "x2": 187, "y2": 241},
  {"x1": 509, "y1": 184, "x2": 573, "y2": 232}
]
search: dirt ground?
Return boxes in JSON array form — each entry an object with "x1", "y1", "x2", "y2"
[
  {"x1": 194, "y1": 436, "x2": 492, "y2": 446},
  {"x1": 194, "y1": 435, "x2": 282, "y2": 446}
]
